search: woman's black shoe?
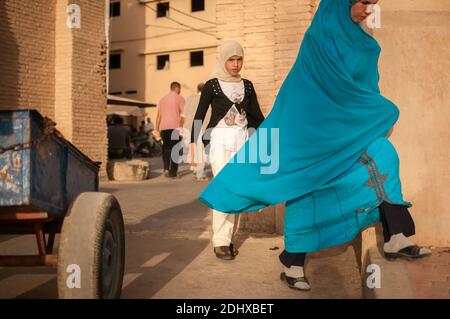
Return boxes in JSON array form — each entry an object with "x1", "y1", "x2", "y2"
[
  {"x1": 280, "y1": 272, "x2": 311, "y2": 291},
  {"x1": 384, "y1": 245, "x2": 432, "y2": 261}
]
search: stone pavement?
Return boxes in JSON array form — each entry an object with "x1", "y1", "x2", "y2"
[
  {"x1": 0, "y1": 157, "x2": 362, "y2": 299},
  {"x1": 101, "y1": 158, "x2": 363, "y2": 299},
  {"x1": 362, "y1": 226, "x2": 450, "y2": 299},
  {"x1": 0, "y1": 156, "x2": 448, "y2": 299},
  {"x1": 404, "y1": 248, "x2": 450, "y2": 299}
]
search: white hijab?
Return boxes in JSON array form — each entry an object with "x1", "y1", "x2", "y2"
[{"x1": 212, "y1": 40, "x2": 244, "y2": 83}]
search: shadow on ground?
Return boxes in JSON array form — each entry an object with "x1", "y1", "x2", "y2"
[{"x1": 121, "y1": 198, "x2": 210, "y2": 298}]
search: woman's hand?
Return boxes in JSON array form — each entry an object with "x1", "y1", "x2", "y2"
[{"x1": 387, "y1": 126, "x2": 394, "y2": 138}]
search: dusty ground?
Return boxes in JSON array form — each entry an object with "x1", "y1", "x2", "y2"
[{"x1": 0, "y1": 158, "x2": 362, "y2": 299}]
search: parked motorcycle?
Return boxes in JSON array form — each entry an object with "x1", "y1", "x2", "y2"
[{"x1": 132, "y1": 131, "x2": 162, "y2": 158}]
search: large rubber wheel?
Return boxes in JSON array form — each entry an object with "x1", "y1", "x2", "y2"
[{"x1": 57, "y1": 192, "x2": 125, "y2": 299}]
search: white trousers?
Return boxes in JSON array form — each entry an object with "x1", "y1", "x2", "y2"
[{"x1": 209, "y1": 142, "x2": 238, "y2": 247}]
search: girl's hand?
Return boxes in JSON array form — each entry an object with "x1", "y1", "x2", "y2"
[{"x1": 189, "y1": 143, "x2": 197, "y2": 167}]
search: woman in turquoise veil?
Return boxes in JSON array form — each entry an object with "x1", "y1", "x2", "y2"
[{"x1": 195, "y1": 0, "x2": 431, "y2": 290}]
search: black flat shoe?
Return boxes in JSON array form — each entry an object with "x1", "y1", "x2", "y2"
[
  {"x1": 384, "y1": 245, "x2": 432, "y2": 261},
  {"x1": 214, "y1": 243, "x2": 239, "y2": 260},
  {"x1": 229, "y1": 243, "x2": 239, "y2": 257},
  {"x1": 280, "y1": 272, "x2": 311, "y2": 291},
  {"x1": 214, "y1": 246, "x2": 235, "y2": 260}
]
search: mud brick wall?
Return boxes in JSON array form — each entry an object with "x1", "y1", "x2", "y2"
[{"x1": 0, "y1": 0, "x2": 108, "y2": 177}]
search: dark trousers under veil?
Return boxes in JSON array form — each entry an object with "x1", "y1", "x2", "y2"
[{"x1": 279, "y1": 201, "x2": 416, "y2": 268}]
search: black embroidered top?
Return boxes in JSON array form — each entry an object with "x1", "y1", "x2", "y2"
[{"x1": 190, "y1": 78, "x2": 265, "y2": 145}]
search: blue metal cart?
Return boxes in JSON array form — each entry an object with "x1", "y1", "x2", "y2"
[{"x1": 0, "y1": 109, "x2": 125, "y2": 299}]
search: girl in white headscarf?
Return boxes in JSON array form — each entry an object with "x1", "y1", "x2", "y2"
[{"x1": 190, "y1": 40, "x2": 265, "y2": 260}]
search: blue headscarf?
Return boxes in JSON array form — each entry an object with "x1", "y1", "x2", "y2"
[{"x1": 199, "y1": 0, "x2": 399, "y2": 213}]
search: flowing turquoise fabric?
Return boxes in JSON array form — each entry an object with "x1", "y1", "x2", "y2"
[
  {"x1": 199, "y1": 0, "x2": 410, "y2": 251},
  {"x1": 284, "y1": 137, "x2": 411, "y2": 252}
]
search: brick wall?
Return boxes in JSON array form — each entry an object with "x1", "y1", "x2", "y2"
[
  {"x1": 0, "y1": 0, "x2": 108, "y2": 177},
  {"x1": 217, "y1": 0, "x2": 314, "y2": 114},
  {"x1": 243, "y1": 0, "x2": 276, "y2": 114},
  {"x1": 0, "y1": 0, "x2": 56, "y2": 118},
  {"x1": 216, "y1": 0, "x2": 245, "y2": 44},
  {"x1": 70, "y1": 0, "x2": 108, "y2": 177},
  {"x1": 55, "y1": 0, "x2": 74, "y2": 141},
  {"x1": 274, "y1": 0, "x2": 315, "y2": 92}
]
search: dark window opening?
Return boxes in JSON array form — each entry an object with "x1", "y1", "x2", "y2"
[
  {"x1": 157, "y1": 2, "x2": 170, "y2": 18},
  {"x1": 190, "y1": 51, "x2": 204, "y2": 67},
  {"x1": 109, "y1": 53, "x2": 121, "y2": 69},
  {"x1": 157, "y1": 55, "x2": 170, "y2": 70},
  {"x1": 125, "y1": 90, "x2": 137, "y2": 94},
  {"x1": 110, "y1": 1, "x2": 120, "y2": 17},
  {"x1": 192, "y1": 0, "x2": 205, "y2": 12},
  {"x1": 110, "y1": 91, "x2": 122, "y2": 95}
]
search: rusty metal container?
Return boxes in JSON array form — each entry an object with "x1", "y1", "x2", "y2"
[{"x1": 0, "y1": 109, "x2": 99, "y2": 219}]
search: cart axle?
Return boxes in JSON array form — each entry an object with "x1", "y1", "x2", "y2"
[{"x1": 0, "y1": 255, "x2": 57, "y2": 267}]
